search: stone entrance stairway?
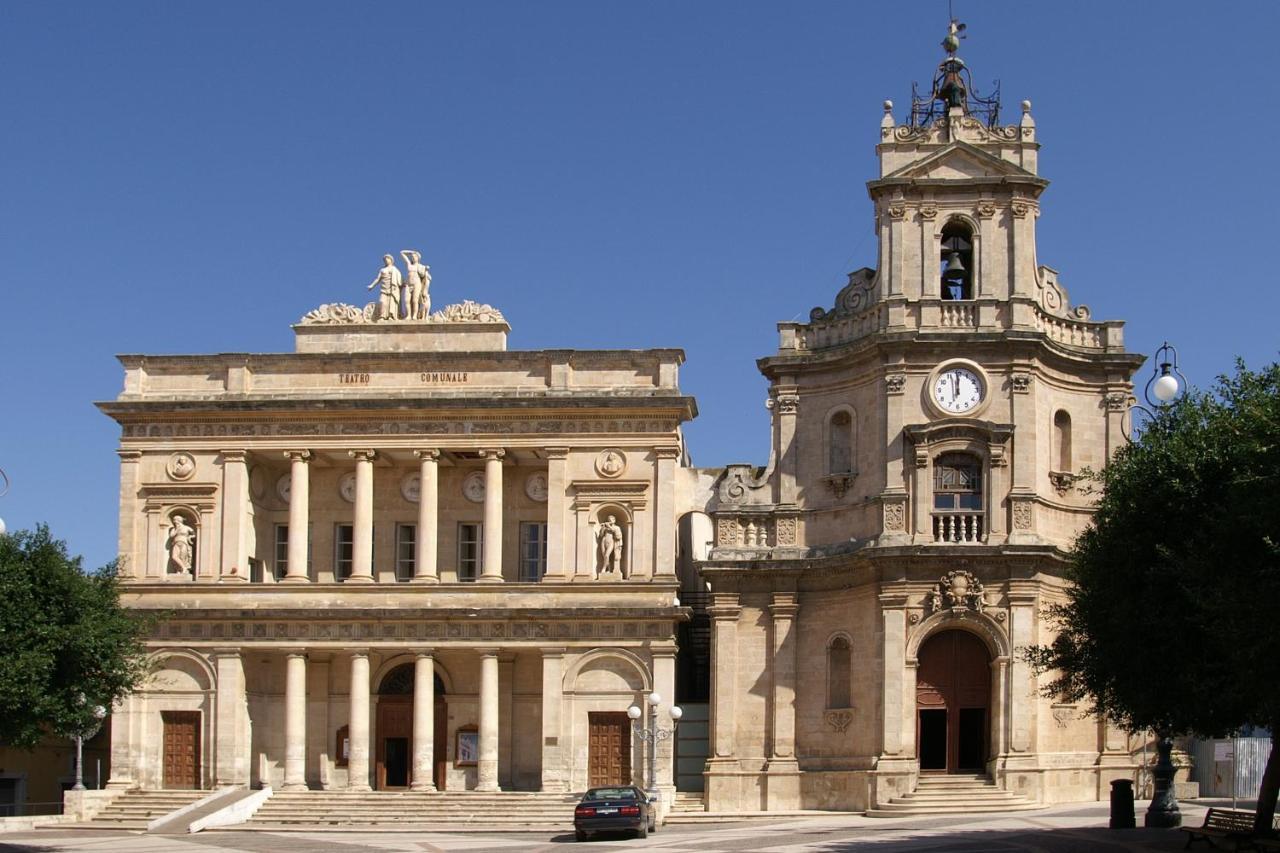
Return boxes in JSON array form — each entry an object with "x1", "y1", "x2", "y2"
[
  {"x1": 866, "y1": 773, "x2": 1041, "y2": 817},
  {"x1": 73, "y1": 789, "x2": 209, "y2": 830},
  {"x1": 242, "y1": 790, "x2": 581, "y2": 830}
]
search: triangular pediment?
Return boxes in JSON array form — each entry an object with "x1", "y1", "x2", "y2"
[{"x1": 884, "y1": 142, "x2": 1035, "y2": 181}]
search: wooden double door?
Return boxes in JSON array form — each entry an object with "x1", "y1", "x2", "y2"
[
  {"x1": 916, "y1": 630, "x2": 991, "y2": 773},
  {"x1": 376, "y1": 697, "x2": 448, "y2": 789},
  {"x1": 587, "y1": 712, "x2": 632, "y2": 788},
  {"x1": 161, "y1": 711, "x2": 201, "y2": 789}
]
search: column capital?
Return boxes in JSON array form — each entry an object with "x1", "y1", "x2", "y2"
[
  {"x1": 545, "y1": 447, "x2": 569, "y2": 460},
  {"x1": 413, "y1": 448, "x2": 441, "y2": 461},
  {"x1": 414, "y1": 649, "x2": 435, "y2": 660},
  {"x1": 347, "y1": 648, "x2": 371, "y2": 658},
  {"x1": 348, "y1": 449, "x2": 377, "y2": 462},
  {"x1": 651, "y1": 646, "x2": 678, "y2": 660},
  {"x1": 284, "y1": 449, "x2": 312, "y2": 462},
  {"x1": 769, "y1": 592, "x2": 799, "y2": 620},
  {"x1": 479, "y1": 448, "x2": 506, "y2": 461},
  {"x1": 281, "y1": 648, "x2": 308, "y2": 658},
  {"x1": 210, "y1": 648, "x2": 242, "y2": 660},
  {"x1": 540, "y1": 646, "x2": 568, "y2": 658},
  {"x1": 220, "y1": 449, "x2": 249, "y2": 463},
  {"x1": 476, "y1": 646, "x2": 502, "y2": 657},
  {"x1": 117, "y1": 449, "x2": 143, "y2": 462},
  {"x1": 655, "y1": 446, "x2": 682, "y2": 460}
]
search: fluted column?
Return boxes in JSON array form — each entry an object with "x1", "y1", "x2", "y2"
[
  {"x1": 477, "y1": 649, "x2": 501, "y2": 790},
  {"x1": 410, "y1": 652, "x2": 436, "y2": 790},
  {"x1": 412, "y1": 450, "x2": 440, "y2": 583},
  {"x1": 479, "y1": 449, "x2": 505, "y2": 583},
  {"x1": 348, "y1": 450, "x2": 376, "y2": 582},
  {"x1": 348, "y1": 651, "x2": 371, "y2": 790},
  {"x1": 283, "y1": 651, "x2": 308, "y2": 790},
  {"x1": 283, "y1": 451, "x2": 311, "y2": 583}
]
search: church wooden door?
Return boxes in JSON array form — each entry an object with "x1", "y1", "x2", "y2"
[
  {"x1": 161, "y1": 711, "x2": 200, "y2": 789},
  {"x1": 587, "y1": 712, "x2": 631, "y2": 788},
  {"x1": 376, "y1": 698, "x2": 413, "y2": 789},
  {"x1": 916, "y1": 630, "x2": 991, "y2": 772}
]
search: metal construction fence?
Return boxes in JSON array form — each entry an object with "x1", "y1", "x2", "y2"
[{"x1": 1190, "y1": 737, "x2": 1272, "y2": 799}]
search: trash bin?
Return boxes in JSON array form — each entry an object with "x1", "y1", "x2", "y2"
[{"x1": 1110, "y1": 778, "x2": 1135, "y2": 829}]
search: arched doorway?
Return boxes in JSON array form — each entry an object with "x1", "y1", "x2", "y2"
[
  {"x1": 916, "y1": 629, "x2": 991, "y2": 773},
  {"x1": 375, "y1": 664, "x2": 447, "y2": 790}
]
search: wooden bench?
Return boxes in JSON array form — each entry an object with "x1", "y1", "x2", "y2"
[{"x1": 1182, "y1": 808, "x2": 1264, "y2": 850}]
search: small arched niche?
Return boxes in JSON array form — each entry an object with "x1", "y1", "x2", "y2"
[
  {"x1": 1053, "y1": 410, "x2": 1072, "y2": 472},
  {"x1": 166, "y1": 509, "x2": 198, "y2": 577},
  {"x1": 827, "y1": 409, "x2": 856, "y2": 475},
  {"x1": 594, "y1": 504, "x2": 632, "y2": 580},
  {"x1": 827, "y1": 634, "x2": 852, "y2": 709}
]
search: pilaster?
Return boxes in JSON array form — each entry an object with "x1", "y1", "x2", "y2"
[{"x1": 218, "y1": 450, "x2": 249, "y2": 581}]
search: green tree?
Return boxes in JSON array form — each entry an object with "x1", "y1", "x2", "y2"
[
  {"x1": 0, "y1": 525, "x2": 154, "y2": 748},
  {"x1": 1028, "y1": 361, "x2": 1280, "y2": 835}
]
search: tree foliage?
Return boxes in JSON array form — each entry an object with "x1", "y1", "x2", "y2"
[
  {"x1": 1028, "y1": 361, "x2": 1280, "y2": 833},
  {"x1": 0, "y1": 525, "x2": 154, "y2": 748}
]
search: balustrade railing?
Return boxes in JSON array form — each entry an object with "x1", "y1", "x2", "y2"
[{"x1": 932, "y1": 511, "x2": 985, "y2": 543}]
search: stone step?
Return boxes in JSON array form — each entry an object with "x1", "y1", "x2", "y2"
[{"x1": 866, "y1": 801, "x2": 1045, "y2": 817}]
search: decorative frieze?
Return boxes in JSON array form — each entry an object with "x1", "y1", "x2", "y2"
[
  {"x1": 119, "y1": 418, "x2": 683, "y2": 440},
  {"x1": 151, "y1": 618, "x2": 675, "y2": 643}
]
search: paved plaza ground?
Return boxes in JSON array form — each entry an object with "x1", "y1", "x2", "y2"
[{"x1": 0, "y1": 800, "x2": 1239, "y2": 853}]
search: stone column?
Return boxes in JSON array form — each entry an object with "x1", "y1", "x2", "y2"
[
  {"x1": 105, "y1": 693, "x2": 137, "y2": 789},
  {"x1": 412, "y1": 450, "x2": 440, "y2": 583},
  {"x1": 410, "y1": 651, "x2": 436, "y2": 790},
  {"x1": 540, "y1": 648, "x2": 566, "y2": 791},
  {"x1": 705, "y1": 593, "x2": 741, "y2": 812},
  {"x1": 477, "y1": 648, "x2": 501, "y2": 790},
  {"x1": 766, "y1": 593, "x2": 801, "y2": 809},
  {"x1": 348, "y1": 651, "x2": 372, "y2": 790},
  {"x1": 879, "y1": 600, "x2": 908, "y2": 758},
  {"x1": 1007, "y1": 593, "x2": 1037, "y2": 755},
  {"x1": 543, "y1": 449, "x2": 568, "y2": 580},
  {"x1": 306, "y1": 656, "x2": 330, "y2": 788},
  {"x1": 479, "y1": 449, "x2": 505, "y2": 583},
  {"x1": 774, "y1": 392, "x2": 799, "y2": 506},
  {"x1": 116, "y1": 450, "x2": 142, "y2": 578},
  {"x1": 348, "y1": 450, "x2": 376, "y2": 582},
  {"x1": 653, "y1": 647, "x2": 678, "y2": 809},
  {"x1": 283, "y1": 451, "x2": 311, "y2": 583},
  {"x1": 283, "y1": 651, "x2": 308, "y2": 790},
  {"x1": 574, "y1": 505, "x2": 595, "y2": 580},
  {"x1": 654, "y1": 447, "x2": 680, "y2": 577},
  {"x1": 499, "y1": 655, "x2": 515, "y2": 788},
  {"x1": 219, "y1": 450, "x2": 249, "y2": 581},
  {"x1": 213, "y1": 650, "x2": 250, "y2": 786}
]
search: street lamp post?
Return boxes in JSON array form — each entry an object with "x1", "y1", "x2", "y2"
[
  {"x1": 72, "y1": 698, "x2": 108, "y2": 791},
  {"x1": 1124, "y1": 341, "x2": 1188, "y2": 829},
  {"x1": 0, "y1": 465, "x2": 10, "y2": 536},
  {"x1": 627, "y1": 691, "x2": 682, "y2": 803}
]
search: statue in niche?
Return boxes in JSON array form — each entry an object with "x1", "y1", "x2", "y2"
[
  {"x1": 167, "y1": 514, "x2": 195, "y2": 575},
  {"x1": 366, "y1": 254, "x2": 403, "y2": 320},
  {"x1": 597, "y1": 515, "x2": 626, "y2": 578},
  {"x1": 400, "y1": 249, "x2": 431, "y2": 320}
]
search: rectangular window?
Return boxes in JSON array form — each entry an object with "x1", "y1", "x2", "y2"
[
  {"x1": 335, "y1": 524, "x2": 354, "y2": 580},
  {"x1": 519, "y1": 522, "x2": 547, "y2": 583},
  {"x1": 248, "y1": 558, "x2": 264, "y2": 584},
  {"x1": 274, "y1": 525, "x2": 289, "y2": 580},
  {"x1": 458, "y1": 522, "x2": 482, "y2": 582},
  {"x1": 396, "y1": 524, "x2": 416, "y2": 582}
]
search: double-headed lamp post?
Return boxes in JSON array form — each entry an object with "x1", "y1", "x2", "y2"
[
  {"x1": 72, "y1": 695, "x2": 108, "y2": 791},
  {"x1": 627, "y1": 691, "x2": 682, "y2": 800}
]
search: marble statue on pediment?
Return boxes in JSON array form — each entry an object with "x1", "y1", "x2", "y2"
[
  {"x1": 366, "y1": 254, "x2": 403, "y2": 320},
  {"x1": 401, "y1": 249, "x2": 431, "y2": 320}
]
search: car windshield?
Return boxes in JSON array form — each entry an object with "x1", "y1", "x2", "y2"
[{"x1": 585, "y1": 787, "x2": 637, "y2": 801}]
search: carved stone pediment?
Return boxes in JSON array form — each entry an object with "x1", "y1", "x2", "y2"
[{"x1": 926, "y1": 570, "x2": 986, "y2": 614}]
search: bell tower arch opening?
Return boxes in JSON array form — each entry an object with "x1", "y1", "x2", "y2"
[
  {"x1": 916, "y1": 629, "x2": 992, "y2": 773},
  {"x1": 939, "y1": 220, "x2": 974, "y2": 301}
]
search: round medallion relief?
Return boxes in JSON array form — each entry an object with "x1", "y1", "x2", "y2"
[
  {"x1": 525, "y1": 472, "x2": 549, "y2": 502},
  {"x1": 401, "y1": 473, "x2": 421, "y2": 503},
  {"x1": 166, "y1": 452, "x2": 196, "y2": 481},
  {"x1": 339, "y1": 472, "x2": 357, "y2": 503},
  {"x1": 248, "y1": 464, "x2": 267, "y2": 499},
  {"x1": 276, "y1": 473, "x2": 292, "y2": 503},
  {"x1": 462, "y1": 471, "x2": 486, "y2": 503},
  {"x1": 595, "y1": 449, "x2": 626, "y2": 479}
]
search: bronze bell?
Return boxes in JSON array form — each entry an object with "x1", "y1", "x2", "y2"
[{"x1": 943, "y1": 251, "x2": 967, "y2": 278}]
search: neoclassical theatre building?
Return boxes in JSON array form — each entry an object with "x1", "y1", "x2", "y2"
[{"x1": 99, "y1": 34, "x2": 1151, "y2": 815}]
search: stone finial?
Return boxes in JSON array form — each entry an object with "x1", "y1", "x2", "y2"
[{"x1": 882, "y1": 99, "x2": 896, "y2": 131}]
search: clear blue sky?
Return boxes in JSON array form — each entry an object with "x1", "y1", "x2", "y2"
[{"x1": 2, "y1": 2, "x2": 1276, "y2": 569}]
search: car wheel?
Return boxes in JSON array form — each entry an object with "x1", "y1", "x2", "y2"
[
  {"x1": 575, "y1": 829, "x2": 588, "y2": 842},
  {"x1": 636, "y1": 821, "x2": 648, "y2": 839}
]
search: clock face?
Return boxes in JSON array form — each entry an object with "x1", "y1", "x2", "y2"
[{"x1": 933, "y1": 366, "x2": 984, "y2": 414}]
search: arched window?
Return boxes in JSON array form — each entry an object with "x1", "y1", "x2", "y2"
[
  {"x1": 1053, "y1": 410, "x2": 1072, "y2": 471},
  {"x1": 828, "y1": 636, "x2": 852, "y2": 709},
  {"x1": 827, "y1": 409, "x2": 855, "y2": 475},
  {"x1": 940, "y1": 221, "x2": 974, "y2": 300}
]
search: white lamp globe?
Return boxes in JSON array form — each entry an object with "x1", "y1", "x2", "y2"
[
  {"x1": 1152, "y1": 372, "x2": 1179, "y2": 402},
  {"x1": 647, "y1": 691, "x2": 661, "y2": 706},
  {"x1": 627, "y1": 705, "x2": 642, "y2": 720},
  {"x1": 0, "y1": 517, "x2": 6, "y2": 536},
  {"x1": 670, "y1": 706, "x2": 683, "y2": 721}
]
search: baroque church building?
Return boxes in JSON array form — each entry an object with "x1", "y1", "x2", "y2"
[{"x1": 96, "y1": 30, "x2": 1153, "y2": 820}]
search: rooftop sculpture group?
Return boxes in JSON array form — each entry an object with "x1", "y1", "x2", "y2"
[{"x1": 299, "y1": 249, "x2": 506, "y2": 326}]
